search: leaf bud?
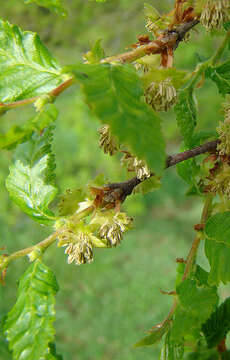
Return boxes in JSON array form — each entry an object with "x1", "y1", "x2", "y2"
[
  {"x1": 98, "y1": 125, "x2": 119, "y2": 155},
  {"x1": 200, "y1": 0, "x2": 229, "y2": 31},
  {"x1": 145, "y1": 78, "x2": 177, "y2": 112}
]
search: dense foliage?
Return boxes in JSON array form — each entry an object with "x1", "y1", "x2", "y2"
[{"x1": 1, "y1": 0, "x2": 230, "y2": 359}]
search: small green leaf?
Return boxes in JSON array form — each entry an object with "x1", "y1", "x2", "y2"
[
  {"x1": 0, "y1": 104, "x2": 58, "y2": 150},
  {"x1": 205, "y1": 239, "x2": 230, "y2": 285},
  {"x1": 174, "y1": 88, "x2": 197, "y2": 148},
  {"x1": 177, "y1": 158, "x2": 199, "y2": 186},
  {"x1": 171, "y1": 280, "x2": 218, "y2": 342},
  {"x1": 4, "y1": 260, "x2": 59, "y2": 360},
  {"x1": 177, "y1": 279, "x2": 218, "y2": 317},
  {"x1": 68, "y1": 63, "x2": 166, "y2": 174},
  {"x1": 135, "y1": 320, "x2": 170, "y2": 347},
  {"x1": 205, "y1": 212, "x2": 230, "y2": 245},
  {"x1": 83, "y1": 39, "x2": 105, "y2": 64},
  {"x1": 206, "y1": 61, "x2": 230, "y2": 95},
  {"x1": 23, "y1": 0, "x2": 67, "y2": 16},
  {"x1": 6, "y1": 127, "x2": 58, "y2": 225},
  {"x1": 202, "y1": 297, "x2": 230, "y2": 348},
  {"x1": 0, "y1": 19, "x2": 66, "y2": 103}
]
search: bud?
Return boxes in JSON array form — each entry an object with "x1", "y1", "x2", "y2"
[
  {"x1": 145, "y1": 78, "x2": 177, "y2": 112},
  {"x1": 121, "y1": 151, "x2": 151, "y2": 180},
  {"x1": 217, "y1": 101, "x2": 230, "y2": 155},
  {"x1": 200, "y1": 0, "x2": 229, "y2": 31},
  {"x1": 27, "y1": 248, "x2": 42, "y2": 262},
  {"x1": 34, "y1": 94, "x2": 54, "y2": 112},
  {"x1": 98, "y1": 125, "x2": 119, "y2": 155}
]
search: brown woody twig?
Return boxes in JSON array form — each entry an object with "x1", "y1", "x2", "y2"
[{"x1": 105, "y1": 139, "x2": 219, "y2": 201}]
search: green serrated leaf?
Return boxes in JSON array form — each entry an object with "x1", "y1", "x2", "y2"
[
  {"x1": 135, "y1": 320, "x2": 170, "y2": 347},
  {"x1": 83, "y1": 39, "x2": 105, "y2": 64},
  {"x1": 205, "y1": 239, "x2": 230, "y2": 285},
  {"x1": 206, "y1": 61, "x2": 230, "y2": 95},
  {"x1": 6, "y1": 127, "x2": 58, "y2": 225},
  {"x1": 23, "y1": 0, "x2": 67, "y2": 16},
  {"x1": 4, "y1": 260, "x2": 59, "y2": 360},
  {"x1": 0, "y1": 19, "x2": 66, "y2": 103},
  {"x1": 205, "y1": 212, "x2": 230, "y2": 245},
  {"x1": 202, "y1": 297, "x2": 230, "y2": 348},
  {"x1": 0, "y1": 104, "x2": 58, "y2": 150},
  {"x1": 171, "y1": 280, "x2": 218, "y2": 342},
  {"x1": 176, "y1": 158, "x2": 200, "y2": 186},
  {"x1": 68, "y1": 63, "x2": 166, "y2": 174},
  {"x1": 177, "y1": 279, "x2": 218, "y2": 317},
  {"x1": 175, "y1": 88, "x2": 197, "y2": 148}
]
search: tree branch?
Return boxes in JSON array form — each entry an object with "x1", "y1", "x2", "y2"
[
  {"x1": 106, "y1": 139, "x2": 219, "y2": 199},
  {"x1": 101, "y1": 19, "x2": 199, "y2": 64}
]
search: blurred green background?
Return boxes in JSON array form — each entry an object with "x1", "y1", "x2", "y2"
[{"x1": 0, "y1": 1, "x2": 229, "y2": 359}]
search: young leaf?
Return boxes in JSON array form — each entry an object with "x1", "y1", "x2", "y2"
[
  {"x1": 23, "y1": 0, "x2": 67, "y2": 16},
  {"x1": 202, "y1": 297, "x2": 230, "y2": 348},
  {"x1": 171, "y1": 280, "x2": 218, "y2": 342},
  {"x1": 3, "y1": 260, "x2": 59, "y2": 360},
  {"x1": 68, "y1": 63, "x2": 166, "y2": 174},
  {"x1": 205, "y1": 239, "x2": 230, "y2": 285},
  {"x1": 0, "y1": 19, "x2": 66, "y2": 103},
  {"x1": 206, "y1": 61, "x2": 230, "y2": 96},
  {"x1": 174, "y1": 88, "x2": 197, "y2": 148},
  {"x1": 0, "y1": 104, "x2": 58, "y2": 150},
  {"x1": 83, "y1": 39, "x2": 105, "y2": 64},
  {"x1": 205, "y1": 212, "x2": 230, "y2": 245},
  {"x1": 135, "y1": 320, "x2": 170, "y2": 347},
  {"x1": 6, "y1": 127, "x2": 58, "y2": 225}
]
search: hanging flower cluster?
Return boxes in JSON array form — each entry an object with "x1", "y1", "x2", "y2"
[
  {"x1": 121, "y1": 151, "x2": 151, "y2": 180},
  {"x1": 145, "y1": 78, "x2": 177, "y2": 112},
  {"x1": 98, "y1": 124, "x2": 119, "y2": 155},
  {"x1": 217, "y1": 101, "x2": 230, "y2": 156},
  {"x1": 200, "y1": 0, "x2": 229, "y2": 31},
  {"x1": 91, "y1": 210, "x2": 133, "y2": 247}
]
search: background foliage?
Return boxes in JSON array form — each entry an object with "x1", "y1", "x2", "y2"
[{"x1": 0, "y1": 1, "x2": 229, "y2": 359}]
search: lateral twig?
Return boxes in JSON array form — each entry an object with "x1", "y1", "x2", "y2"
[{"x1": 106, "y1": 139, "x2": 219, "y2": 199}]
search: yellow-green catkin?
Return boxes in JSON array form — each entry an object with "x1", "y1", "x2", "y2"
[
  {"x1": 145, "y1": 78, "x2": 177, "y2": 112},
  {"x1": 217, "y1": 101, "x2": 230, "y2": 155},
  {"x1": 200, "y1": 0, "x2": 229, "y2": 31},
  {"x1": 98, "y1": 124, "x2": 119, "y2": 155},
  {"x1": 121, "y1": 151, "x2": 151, "y2": 180}
]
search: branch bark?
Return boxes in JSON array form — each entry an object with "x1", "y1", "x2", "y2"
[{"x1": 106, "y1": 139, "x2": 219, "y2": 199}]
